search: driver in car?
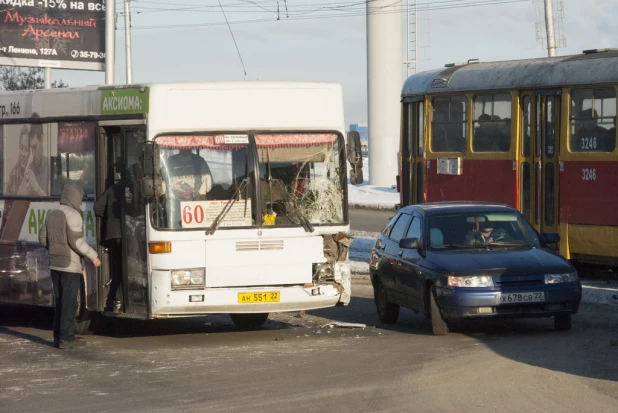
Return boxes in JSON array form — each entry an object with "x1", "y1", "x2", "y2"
[{"x1": 465, "y1": 220, "x2": 510, "y2": 245}]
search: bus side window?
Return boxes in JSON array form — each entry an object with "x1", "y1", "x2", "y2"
[{"x1": 52, "y1": 122, "x2": 96, "y2": 198}]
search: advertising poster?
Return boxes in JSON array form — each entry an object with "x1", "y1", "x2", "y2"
[{"x1": 0, "y1": 1, "x2": 106, "y2": 71}]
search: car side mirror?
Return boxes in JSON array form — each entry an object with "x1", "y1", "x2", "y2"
[
  {"x1": 399, "y1": 237, "x2": 419, "y2": 249},
  {"x1": 542, "y1": 232, "x2": 560, "y2": 244}
]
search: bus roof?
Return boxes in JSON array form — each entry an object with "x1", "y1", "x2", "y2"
[
  {"x1": 0, "y1": 81, "x2": 344, "y2": 134},
  {"x1": 401, "y1": 49, "x2": 618, "y2": 98}
]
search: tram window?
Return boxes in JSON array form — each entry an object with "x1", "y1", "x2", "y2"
[
  {"x1": 570, "y1": 88, "x2": 616, "y2": 152},
  {"x1": 473, "y1": 93, "x2": 511, "y2": 152},
  {"x1": 418, "y1": 101, "x2": 425, "y2": 156},
  {"x1": 522, "y1": 96, "x2": 531, "y2": 157},
  {"x1": 545, "y1": 97, "x2": 557, "y2": 158},
  {"x1": 431, "y1": 96, "x2": 467, "y2": 153},
  {"x1": 545, "y1": 163, "x2": 555, "y2": 226},
  {"x1": 416, "y1": 161, "x2": 424, "y2": 203},
  {"x1": 51, "y1": 122, "x2": 96, "y2": 198},
  {"x1": 521, "y1": 162, "x2": 530, "y2": 219}
]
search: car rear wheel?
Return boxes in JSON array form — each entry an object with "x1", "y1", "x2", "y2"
[
  {"x1": 230, "y1": 313, "x2": 269, "y2": 330},
  {"x1": 554, "y1": 313, "x2": 572, "y2": 331},
  {"x1": 430, "y1": 288, "x2": 449, "y2": 336},
  {"x1": 375, "y1": 280, "x2": 399, "y2": 324}
]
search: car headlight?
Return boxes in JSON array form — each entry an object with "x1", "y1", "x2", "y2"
[
  {"x1": 171, "y1": 269, "x2": 205, "y2": 289},
  {"x1": 448, "y1": 275, "x2": 494, "y2": 288},
  {"x1": 544, "y1": 272, "x2": 577, "y2": 284}
]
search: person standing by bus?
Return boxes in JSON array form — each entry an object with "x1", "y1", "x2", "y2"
[
  {"x1": 94, "y1": 180, "x2": 124, "y2": 313},
  {"x1": 39, "y1": 183, "x2": 101, "y2": 349}
]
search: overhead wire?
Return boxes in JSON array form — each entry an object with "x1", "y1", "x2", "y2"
[{"x1": 117, "y1": 0, "x2": 528, "y2": 30}]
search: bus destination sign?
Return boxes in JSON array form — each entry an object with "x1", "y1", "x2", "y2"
[{"x1": 0, "y1": 0, "x2": 106, "y2": 71}]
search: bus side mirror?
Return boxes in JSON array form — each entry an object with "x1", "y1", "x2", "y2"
[
  {"x1": 141, "y1": 141, "x2": 155, "y2": 177},
  {"x1": 346, "y1": 131, "x2": 363, "y2": 167},
  {"x1": 347, "y1": 131, "x2": 364, "y2": 185},
  {"x1": 141, "y1": 177, "x2": 154, "y2": 198},
  {"x1": 349, "y1": 167, "x2": 364, "y2": 185}
]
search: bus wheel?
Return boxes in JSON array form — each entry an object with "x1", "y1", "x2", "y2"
[{"x1": 230, "y1": 313, "x2": 269, "y2": 330}]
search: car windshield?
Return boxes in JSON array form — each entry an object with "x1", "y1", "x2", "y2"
[{"x1": 428, "y1": 211, "x2": 541, "y2": 249}]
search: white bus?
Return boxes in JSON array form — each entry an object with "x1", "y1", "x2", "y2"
[{"x1": 0, "y1": 82, "x2": 353, "y2": 331}]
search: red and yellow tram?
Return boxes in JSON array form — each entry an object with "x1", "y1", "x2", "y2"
[{"x1": 399, "y1": 49, "x2": 618, "y2": 266}]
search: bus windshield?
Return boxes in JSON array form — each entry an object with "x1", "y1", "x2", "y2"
[
  {"x1": 153, "y1": 133, "x2": 346, "y2": 229},
  {"x1": 257, "y1": 133, "x2": 345, "y2": 226}
]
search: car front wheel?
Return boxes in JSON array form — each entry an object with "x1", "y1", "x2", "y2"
[
  {"x1": 430, "y1": 288, "x2": 449, "y2": 336},
  {"x1": 375, "y1": 280, "x2": 399, "y2": 324}
]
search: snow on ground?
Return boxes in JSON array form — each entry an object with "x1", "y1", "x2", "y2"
[{"x1": 347, "y1": 156, "x2": 399, "y2": 210}]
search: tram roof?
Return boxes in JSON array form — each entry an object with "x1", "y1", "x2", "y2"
[{"x1": 401, "y1": 49, "x2": 618, "y2": 98}]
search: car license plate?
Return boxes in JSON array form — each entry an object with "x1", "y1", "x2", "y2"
[
  {"x1": 499, "y1": 292, "x2": 545, "y2": 304},
  {"x1": 238, "y1": 292, "x2": 280, "y2": 303}
]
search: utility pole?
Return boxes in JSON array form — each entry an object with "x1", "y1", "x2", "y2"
[
  {"x1": 367, "y1": 0, "x2": 402, "y2": 186},
  {"x1": 44, "y1": 67, "x2": 51, "y2": 89},
  {"x1": 544, "y1": 0, "x2": 557, "y2": 57},
  {"x1": 105, "y1": 0, "x2": 116, "y2": 84},
  {"x1": 124, "y1": 0, "x2": 133, "y2": 84}
]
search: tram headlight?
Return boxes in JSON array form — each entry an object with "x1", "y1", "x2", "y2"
[{"x1": 171, "y1": 269, "x2": 205, "y2": 289}]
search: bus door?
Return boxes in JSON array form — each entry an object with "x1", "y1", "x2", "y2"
[
  {"x1": 98, "y1": 122, "x2": 148, "y2": 317},
  {"x1": 402, "y1": 98, "x2": 425, "y2": 205},
  {"x1": 531, "y1": 92, "x2": 561, "y2": 235}
]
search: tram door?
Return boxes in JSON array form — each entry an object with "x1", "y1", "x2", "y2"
[
  {"x1": 402, "y1": 100, "x2": 425, "y2": 206},
  {"x1": 97, "y1": 123, "x2": 148, "y2": 317},
  {"x1": 524, "y1": 93, "x2": 560, "y2": 234}
]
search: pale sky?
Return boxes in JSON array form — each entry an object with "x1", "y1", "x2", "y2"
[{"x1": 54, "y1": 0, "x2": 615, "y2": 126}]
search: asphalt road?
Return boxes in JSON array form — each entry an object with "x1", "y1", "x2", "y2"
[
  {"x1": 349, "y1": 208, "x2": 394, "y2": 232},
  {"x1": 1, "y1": 283, "x2": 617, "y2": 413}
]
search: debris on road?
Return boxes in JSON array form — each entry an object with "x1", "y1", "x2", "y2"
[{"x1": 320, "y1": 322, "x2": 367, "y2": 329}]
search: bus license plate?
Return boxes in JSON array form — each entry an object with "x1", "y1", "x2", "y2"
[
  {"x1": 499, "y1": 292, "x2": 545, "y2": 304},
  {"x1": 238, "y1": 292, "x2": 280, "y2": 303}
]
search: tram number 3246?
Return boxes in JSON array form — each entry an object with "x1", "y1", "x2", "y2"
[{"x1": 581, "y1": 168, "x2": 597, "y2": 181}]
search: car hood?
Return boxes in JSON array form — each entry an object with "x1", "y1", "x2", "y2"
[{"x1": 427, "y1": 248, "x2": 572, "y2": 276}]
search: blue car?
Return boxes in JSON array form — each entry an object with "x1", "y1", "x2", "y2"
[{"x1": 369, "y1": 202, "x2": 582, "y2": 335}]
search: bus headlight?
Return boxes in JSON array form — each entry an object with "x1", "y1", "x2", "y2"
[{"x1": 171, "y1": 269, "x2": 205, "y2": 289}]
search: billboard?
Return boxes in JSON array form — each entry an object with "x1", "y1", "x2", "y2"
[{"x1": 0, "y1": 1, "x2": 106, "y2": 71}]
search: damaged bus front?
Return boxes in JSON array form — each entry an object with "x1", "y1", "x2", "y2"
[{"x1": 143, "y1": 132, "x2": 352, "y2": 328}]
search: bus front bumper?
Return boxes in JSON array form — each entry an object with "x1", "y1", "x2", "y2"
[{"x1": 151, "y1": 281, "x2": 350, "y2": 317}]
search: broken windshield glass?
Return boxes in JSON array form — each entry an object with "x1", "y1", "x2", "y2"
[{"x1": 256, "y1": 133, "x2": 346, "y2": 226}]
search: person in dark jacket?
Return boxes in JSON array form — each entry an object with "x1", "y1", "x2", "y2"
[
  {"x1": 39, "y1": 183, "x2": 101, "y2": 349},
  {"x1": 94, "y1": 180, "x2": 124, "y2": 313}
]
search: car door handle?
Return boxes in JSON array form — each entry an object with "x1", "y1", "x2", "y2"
[
  {"x1": 398, "y1": 250, "x2": 403, "y2": 257},
  {"x1": 381, "y1": 245, "x2": 386, "y2": 251}
]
